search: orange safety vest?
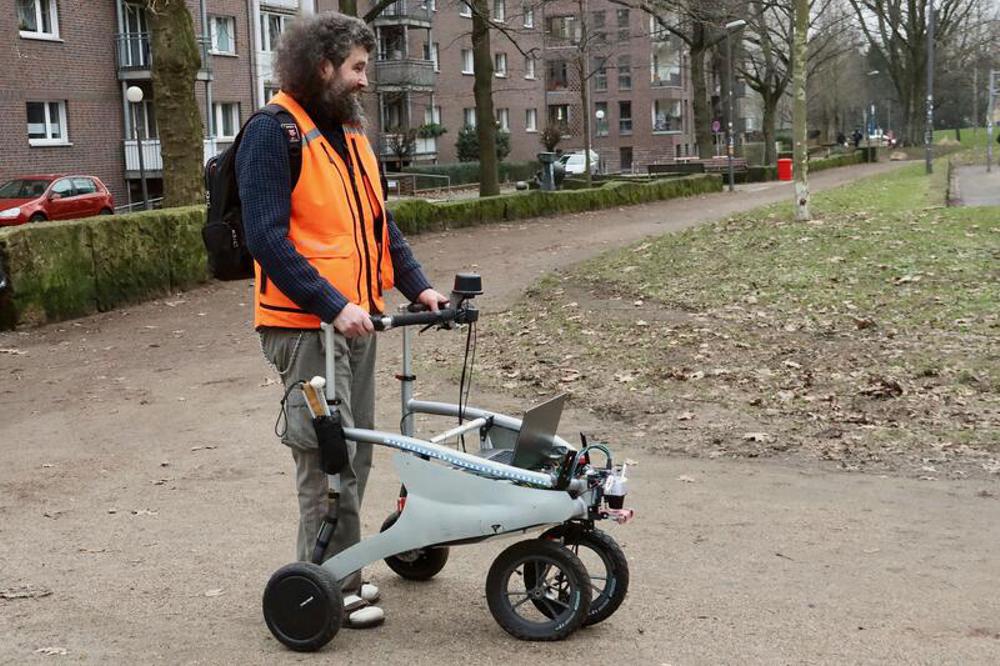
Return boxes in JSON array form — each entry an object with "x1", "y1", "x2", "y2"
[{"x1": 253, "y1": 91, "x2": 394, "y2": 329}]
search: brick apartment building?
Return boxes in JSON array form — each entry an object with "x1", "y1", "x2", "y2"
[{"x1": 1, "y1": 0, "x2": 750, "y2": 208}]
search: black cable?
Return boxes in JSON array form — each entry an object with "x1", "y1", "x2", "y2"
[
  {"x1": 457, "y1": 319, "x2": 475, "y2": 452},
  {"x1": 274, "y1": 380, "x2": 304, "y2": 438}
]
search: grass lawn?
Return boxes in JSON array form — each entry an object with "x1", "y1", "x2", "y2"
[{"x1": 473, "y1": 161, "x2": 999, "y2": 478}]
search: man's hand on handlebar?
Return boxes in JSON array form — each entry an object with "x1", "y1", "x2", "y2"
[
  {"x1": 333, "y1": 302, "x2": 375, "y2": 338},
  {"x1": 415, "y1": 288, "x2": 449, "y2": 312}
]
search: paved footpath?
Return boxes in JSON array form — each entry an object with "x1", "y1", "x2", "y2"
[
  {"x1": 954, "y1": 165, "x2": 1000, "y2": 206},
  {"x1": 2, "y1": 161, "x2": 999, "y2": 664}
]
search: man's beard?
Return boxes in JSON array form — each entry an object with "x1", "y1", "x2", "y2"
[{"x1": 311, "y1": 76, "x2": 366, "y2": 128}]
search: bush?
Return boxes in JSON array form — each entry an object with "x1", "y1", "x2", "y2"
[{"x1": 455, "y1": 125, "x2": 512, "y2": 162}]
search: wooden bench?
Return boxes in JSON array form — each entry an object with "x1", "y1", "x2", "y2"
[
  {"x1": 647, "y1": 162, "x2": 706, "y2": 175},
  {"x1": 701, "y1": 157, "x2": 748, "y2": 173}
]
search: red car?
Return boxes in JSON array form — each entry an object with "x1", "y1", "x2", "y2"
[{"x1": 0, "y1": 174, "x2": 115, "y2": 226}]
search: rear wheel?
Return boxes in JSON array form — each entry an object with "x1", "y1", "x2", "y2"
[
  {"x1": 380, "y1": 511, "x2": 449, "y2": 580},
  {"x1": 262, "y1": 562, "x2": 343, "y2": 652},
  {"x1": 539, "y1": 525, "x2": 629, "y2": 625},
  {"x1": 99, "y1": 208, "x2": 113, "y2": 215}
]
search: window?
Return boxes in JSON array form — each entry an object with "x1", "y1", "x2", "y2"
[
  {"x1": 121, "y1": 3, "x2": 150, "y2": 68},
  {"x1": 209, "y1": 15, "x2": 236, "y2": 54},
  {"x1": 424, "y1": 42, "x2": 440, "y2": 71},
  {"x1": 461, "y1": 49, "x2": 474, "y2": 74},
  {"x1": 261, "y1": 12, "x2": 291, "y2": 52},
  {"x1": 129, "y1": 99, "x2": 158, "y2": 139},
  {"x1": 71, "y1": 178, "x2": 98, "y2": 195},
  {"x1": 653, "y1": 99, "x2": 682, "y2": 132},
  {"x1": 595, "y1": 102, "x2": 609, "y2": 137},
  {"x1": 213, "y1": 102, "x2": 240, "y2": 140},
  {"x1": 460, "y1": 1, "x2": 472, "y2": 18},
  {"x1": 494, "y1": 52, "x2": 507, "y2": 77},
  {"x1": 523, "y1": 4, "x2": 534, "y2": 27},
  {"x1": 616, "y1": 8, "x2": 629, "y2": 40},
  {"x1": 425, "y1": 105, "x2": 442, "y2": 124},
  {"x1": 617, "y1": 55, "x2": 631, "y2": 90},
  {"x1": 546, "y1": 16, "x2": 578, "y2": 43},
  {"x1": 51, "y1": 179, "x2": 74, "y2": 198},
  {"x1": 496, "y1": 107, "x2": 509, "y2": 130},
  {"x1": 17, "y1": 0, "x2": 59, "y2": 39},
  {"x1": 652, "y1": 40, "x2": 682, "y2": 86},
  {"x1": 650, "y1": 15, "x2": 669, "y2": 41},
  {"x1": 620, "y1": 146, "x2": 633, "y2": 171},
  {"x1": 546, "y1": 59, "x2": 568, "y2": 91},
  {"x1": 263, "y1": 83, "x2": 281, "y2": 101},
  {"x1": 592, "y1": 10, "x2": 605, "y2": 28},
  {"x1": 548, "y1": 104, "x2": 570, "y2": 126},
  {"x1": 525, "y1": 108, "x2": 538, "y2": 132},
  {"x1": 493, "y1": 0, "x2": 505, "y2": 21},
  {"x1": 618, "y1": 101, "x2": 632, "y2": 135},
  {"x1": 593, "y1": 57, "x2": 607, "y2": 92},
  {"x1": 524, "y1": 55, "x2": 536, "y2": 79},
  {"x1": 26, "y1": 101, "x2": 68, "y2": 145},
  {"x1": 463, "y1": 108, "x2": 476, "y2": 128}
]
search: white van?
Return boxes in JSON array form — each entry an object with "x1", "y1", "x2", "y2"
[{"x1": 558, "y1": 150, "x2": 600, "y2": 175}]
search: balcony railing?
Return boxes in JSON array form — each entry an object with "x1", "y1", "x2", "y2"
[
  {"x1": 123, "y1": 138, "x2": 231, "y2": 173},
  {"x1": 374, "y1": 58, "x2": 436, "y2": 89},
  {"x1": 115, "y1": 32, "x2": 213, "y2": 77},
  {"x1": 374, "y1": 1, "x2": 433, "y2": 26}
]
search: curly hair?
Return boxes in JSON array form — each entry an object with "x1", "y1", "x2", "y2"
[{"x1": 273, "y1": 12, "x2": 376, "y2": 103}]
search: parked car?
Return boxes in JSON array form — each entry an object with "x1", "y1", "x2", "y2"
[
  {"x1": 558, "y1": 150, "x2": 600, "y2": 175},
  {"x1": 0, "y1": 174, "x2": 114, "y2": 226}
]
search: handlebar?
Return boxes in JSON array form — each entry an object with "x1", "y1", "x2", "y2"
[{"x1": 370, "y1": 304, "x2": 478, "y2": 331}]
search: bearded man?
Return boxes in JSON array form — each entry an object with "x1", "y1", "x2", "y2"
[{"x1": 237, "y1": 11, "x2": 446, "y2": 629}]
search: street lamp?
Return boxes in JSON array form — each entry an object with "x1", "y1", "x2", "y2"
[
  {"x1": 594, "y1": 107, "x2": 605, "y2": 173},
  {"x1": 724, "y1": 19, "x2": 747, "y2": 193},
  {"x1": 125, "y1": 85, "x2": 151, "y2": 211},
  {"x1": 864, "y1": 70, "x2": 879, "y2": 160}
]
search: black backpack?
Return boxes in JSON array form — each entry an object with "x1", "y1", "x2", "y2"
[{"x1": 202, "y1": 104, "x2": 302, "y2": 280}]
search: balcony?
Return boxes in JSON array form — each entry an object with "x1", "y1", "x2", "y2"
[
  {"x1": 115, "y1": 33, "x2": 213, "y2": 81},
  {"x1": 123, "y1": 138, "x2": 229, "y2": 178},
  {"x1": 372, "y1": 1, "x2": 433, "y2": 28},
  {"x1": 374, "y1": 58, "x2": 436, "y2": 91}
]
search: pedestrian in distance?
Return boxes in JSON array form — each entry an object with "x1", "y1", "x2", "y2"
[{"x1": 236, "y1": 11, "x2": 448, "y2": 629}]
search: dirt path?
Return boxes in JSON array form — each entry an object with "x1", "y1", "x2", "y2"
[{"x1": 2, "y1": 162, "x2": 998, "y2": 664}]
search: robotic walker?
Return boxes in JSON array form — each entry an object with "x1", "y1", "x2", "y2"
[{"x1": 262, "y1": 274, "x2": 633, "y2": 651}]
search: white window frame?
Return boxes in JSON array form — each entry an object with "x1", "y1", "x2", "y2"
[
  {"x1": 429, "y1": 42, "x2": 440, "y2": 71},
  {"x1": 461, "y1": 48, "x2": 474, "y2": 75},
  {"x1": 463, "y1": 107, "x2": 477, "y2": 128},
  {"x1": 494, "y1": 52, "x2": 507, "y2": 78},
  {"x1": 523, "y1": 5, "x2": 534, "y2": 28},
  {"x1": 17, "y1": 0, "x2": 60, "y2": 41},
  {"x1": 26, "y1": 101, "x2": 69, "y2": 146},
  {"x1": 209, "y1": 15, "x2": 237, "y2": 55},
  {"x1": 524, "y1": 55, "x2": 536, "y2": 80},
  {"x1": 213, "y1": 102, "x2": 241, "y2": 140},
  {"x1": 496, "y1": 107, "x2": 509, "y2": 130},
  {"x1": 525, "y1": 108, "x2": 537, "y2": 132},
  {"x1": 260, "y1": 11, "x2": 291, "y2": 53},
  {"x1": 460, "y1": 1, "x2": 472, "y2": 18},
  {"x1": 128, "y1": 100, "x2": 158, "y2": 139},
  {"x1": 492, "y1": 0, "x2": 505, "y2": 22},
  {"x1": 424, "y1": 105, "x2": 442, "y2": 124}
]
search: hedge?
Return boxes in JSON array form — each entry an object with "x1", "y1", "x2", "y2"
[{"x1": 0, "y1": 175, "x2": 720, "y2": 329}]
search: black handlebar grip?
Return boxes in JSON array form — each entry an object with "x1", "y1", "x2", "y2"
[{"x1": 369, "y1": 308, "x2": 459, "y2": 331}]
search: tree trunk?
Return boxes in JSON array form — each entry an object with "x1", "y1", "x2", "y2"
[
  {"x1": 792, "y1": 0, "x2": 810, "y2": 221},
  {"x1": 471, "y1": 0, "x2": 499, "y2": 197},
  {"x1": 148, "y1": 0, "x2": 204, "y2": 207},
  {"x1": 339, "y1": 0, "x2": 358, "y2": 16},
  {"x1": 691, "y1": 29, "x2": 713, "y2": 158},
  {"x1": 762, "y1": 94, "x2": 778, "y2": 165}
]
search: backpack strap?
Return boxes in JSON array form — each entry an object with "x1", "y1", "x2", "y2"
[{"x1": 256, "y1": 104, "x2": 303, "y2": 189}]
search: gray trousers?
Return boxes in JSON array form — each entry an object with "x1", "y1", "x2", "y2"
[{"x1": 260, "y1": 327, "x2": 376, "y2": 593}]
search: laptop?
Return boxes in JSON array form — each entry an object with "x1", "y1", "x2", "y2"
[{"x1": 485, "y1": 394, "x2": 567, "y2": 469}]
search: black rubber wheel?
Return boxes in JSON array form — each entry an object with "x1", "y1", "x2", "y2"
[
  {"x1": 99, "y1": 208, "x2": 113, "y2": 215},
  {"x1": 262, "y1": 562, "x2": 343, "y2": 652},
  {"x1": 539, "y1": 525, "x2": 629, "y2": 625},
  {"x1": 28, "y1": 213, "x2": 46, "y2": 222},
  {"x1": 380, "y1": 511, "x2": 449, "y2": 580},
  {"x1": 485, "y1": 539, "x2": 591, "y2": 641}
]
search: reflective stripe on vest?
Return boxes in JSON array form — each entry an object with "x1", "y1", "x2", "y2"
[{"x1": 253, "y1": 92, "x2": 394, "y2": 329}]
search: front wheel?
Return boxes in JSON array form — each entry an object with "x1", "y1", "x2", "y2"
[
  {"x1": 539, "y1": 525, "x2": 629, "y2": 625},
  {"x1": 485, "y1": 539, "x2": 591, "y2": 641},
  {"x1": 262, "y1": 562, "x2": 343, "y2": 652},
  {"x1": 28, "y1": 213, "x2": 46, "y2": 223},
  {"x1": 380, "y1": 511, "x2": 449, "y2": 580}
]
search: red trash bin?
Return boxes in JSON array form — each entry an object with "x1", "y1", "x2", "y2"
[{"x1": 777, "y1": 158, "x2": 793, "y2": 181}]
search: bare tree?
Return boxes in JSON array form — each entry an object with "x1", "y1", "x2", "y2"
[
  {"x1": 792, "y1": 0, "x2": 811, "y2": 220},
  {"x1": 146, "y1": 0, "x2": 204, "y2": 207}
]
